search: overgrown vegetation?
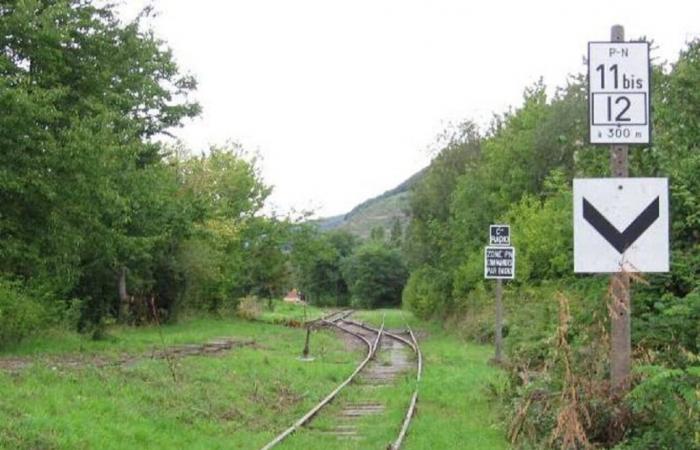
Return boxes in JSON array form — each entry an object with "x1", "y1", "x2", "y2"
[
  {"x1": 288, "y1": 226, "x2": 408, "y2": 308},
  {"x1": 403, "y1": 40, "x2": 700, "y2": 448},
  {"x1": 0, "y1": 1, "x2": 296, "y2": 346},
  {"x1": 353, "y1": 309, "x2": 509, "y2": 450},
  {"x1": 0, "y1": 316, "x2": 361, "y2": 449},
  {"x1": 2, "y1": 1, "x2": 698, "y2": 448}
]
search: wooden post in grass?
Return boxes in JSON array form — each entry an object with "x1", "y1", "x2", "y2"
[
  {"x1": 608, "y1": 24, "x2": 632, "y2": 392},
  {"x1": 494, "y1": 278, "x2": 504, "y2": 363},
  {"x1": 302, "y1": 327, "x2": 311, "y2": 359},
  {"x1": 485, "y1": 225, "x2": 515, "y2": 364},
  {"x1": 301, "y1": 299, "x2": 312, "y2": 359}
]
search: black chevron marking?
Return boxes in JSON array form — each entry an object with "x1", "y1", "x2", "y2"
[{"x1": 582, "y1": 197, "x2": 660, "y2": 254}]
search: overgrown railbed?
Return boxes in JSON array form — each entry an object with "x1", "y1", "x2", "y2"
[
  {"x1": 0, "y1": 316, "x2": 361, "y2": 449},
  {"x1": 353, "y1": 309, "x2": 510, "y2": 450},
  {"x1": 0, "y1": 307, "x2": 511, "y2": 449}
]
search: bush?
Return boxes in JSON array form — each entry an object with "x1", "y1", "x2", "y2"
[
  {"x1": 236, "y1": 296, "x2": 262, "y2": 320},
  {"x1": 0, "y1": 279, "x2": 45, "y2": 348},
  {"x1": 402, "y1": 266, "x2": 452, "y2": 319},
  {"x1": 342, "y1": 243, "x2": 408, "y2": 309},
  {"x1": 615, "y1": 365, "x2": 700, "y2": 450}
]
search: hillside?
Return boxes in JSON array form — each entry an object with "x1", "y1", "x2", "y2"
[{"x1": 315, "y1": 168, "x2": 426, "y2": 238}]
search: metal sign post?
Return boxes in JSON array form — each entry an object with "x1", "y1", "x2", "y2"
[
  {"x1": 494, "y1": 278, "x2": 504, "y2": 362},
  {"x1": 485, "y1": 225, "x2": 515, "y2": 363}
]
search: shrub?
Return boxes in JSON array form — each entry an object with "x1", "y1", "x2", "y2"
[
  {"x1": 342, "y1": 243, "x2": 408, "y2": 309},
  {"x1": 0, "y1": 279, "x2": 45, "y2": 348},
  {"x1": 615, "y1": 365, "x2": 700, "y2": 450},
  {"x1": 402, "y1": 266, "x2": 452, "y2": 319},
  {"x1": 236, "y1": 296, "x2": 262, "y2": 320}
]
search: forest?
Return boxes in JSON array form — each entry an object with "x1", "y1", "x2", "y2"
[
  {"x1": 1, "y1": 1, "x2": 698, "y2": 449},
  {"x1": 0, "y1": 0, "x2": 405, "y2": 341}
]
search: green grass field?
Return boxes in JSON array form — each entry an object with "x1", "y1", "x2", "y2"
[
  {"x1": 258, "y1": 301, "x2": 327, "y2": 324},
  {"x1": 0, "y1": 306, "x2": 509, "y2": 449},
  {"x1": 352, "y1": 309, "x2": 510, "y2": 450},
  {"x1": 0, "y1": 315, "x2": 359, "y2": 449}
]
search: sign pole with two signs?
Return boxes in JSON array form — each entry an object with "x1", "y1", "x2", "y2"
[
  {"x1": 580, "y1": 25, "x2": 669, "y2": 391},
  {"x1": 484, "y1": 225, "x2": 515, "y2": 363}
]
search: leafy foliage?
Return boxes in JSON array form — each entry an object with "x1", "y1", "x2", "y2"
[
  {"x1": 0, "y1": 279, "x2": 45, "y2": 347},
  {"x1": 0, "y1": 1, "x2": 292, "y2": 343},
  {"x1": 403, "y1": 38, "x2": 700, "y2": 449},
  {"x1": 616, "y1": 365, "x2": 700, "y2": 449},
  {"x1": 342, "y1": 242, "x2": 408, "y2": 309}
]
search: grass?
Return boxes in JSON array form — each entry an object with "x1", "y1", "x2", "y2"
[
  {"x1": 0, "y1": 307, "x2": 510, "y2": 449},
  {"x1": 351, "y1": 309, "x2": 510, "y2": 450},
  {"x1": 279, "y1": 316, "x2": 418, "y2": 449},
  {"x1": 0, "y1": 316, "x2": 361, "y2": 449},
  {"x1": 258, "y1": 300, "x2": 327, "y2": 325}
]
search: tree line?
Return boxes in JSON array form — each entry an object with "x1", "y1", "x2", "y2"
[
  {"x1": 0, "y1": 0, "x2": 408, "y2": 345},
  {"x1": 0, "y1": 0, "x2": 296, "y2": 338},
  {"x1": 289, "y1": 223, "x2": 407, "y2": 309}
]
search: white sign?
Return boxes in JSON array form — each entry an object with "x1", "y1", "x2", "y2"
[
  {"x1": 574, "y1": 178, "x2": 669, "y2": 273},
  {"x1": 588, "y1": 42, "x2": 650, "y2": 144},
  {"x1": 485, "y1": 246, "x2": 515, "y2": 279},
  {"x1": 490, "y1": 225, "x2": 510, "y2": 246}
]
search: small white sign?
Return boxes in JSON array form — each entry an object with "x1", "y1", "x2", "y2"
[
  {"x1": 573, "y1": 178, "x2": 669, "y2": 273},
  {"x1": 485, "y1": 246, "x2": 516, "y2": 279},
  {"x1": 588, "y1": 42, "x2": 650, "y2": 144},
  {"x1": 489, "y1": 224, "x2": 511, "y2": 246}
]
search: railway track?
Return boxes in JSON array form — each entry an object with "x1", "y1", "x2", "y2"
[{"x1": 261, "y1": 310, "x2": 422, "y2": 449}]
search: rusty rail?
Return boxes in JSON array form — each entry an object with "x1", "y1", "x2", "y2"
[
  {"x1": 390, "y1": 321, "x2": 422, "y2": 450},
  {"x1": 308, "y1": 309, "x2": 353, "y2": 326},
  {"x1": 260, "y1": 312, "x2": 384, "y2": 450},
  {"x1": 340, "y1": 318, "x2": 416, "y2": 352}
]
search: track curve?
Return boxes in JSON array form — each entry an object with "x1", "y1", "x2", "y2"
[
  {"x1": 260, "y1": 311, "x2": 422, "y2": 450},
  {"x1": 260, "y1": 311, "x2": 384, "y2": 450}
]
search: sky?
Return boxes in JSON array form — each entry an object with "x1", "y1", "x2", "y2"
[{"x1": 118, "y1": 0, "x2": 700, "y2": 218}]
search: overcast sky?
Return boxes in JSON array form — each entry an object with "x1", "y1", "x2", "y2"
[{"x1": 119, "y1": 0, "x2": 700, "y2": 217}]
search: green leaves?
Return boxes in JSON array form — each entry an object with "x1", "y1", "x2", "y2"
[
  {"x1": 288, "y1": 227, "x2": 355, "y2": 306},
  {"x1": 402, "y1": 38, "x2": 700, "y2": 450},
  {"x1": 620, "y1": 365, "x2": 700, "y2": 449},
  {"x1": 341, "y1": 242, "x2": 408, "y2": 309},
  {"x1": 0, "y1": 1, "x2": 243, "y2": 327}
]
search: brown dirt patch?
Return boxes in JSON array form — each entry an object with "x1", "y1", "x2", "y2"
[{"x1": 0, "y1": 337, "x2": 255, "y2": 374}]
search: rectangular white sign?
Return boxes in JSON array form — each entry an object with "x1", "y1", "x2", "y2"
[
  {"x1": 588, "y1": 42, "x2": 650, "y2": 144},
  {"x1": 484, "y1": 246, "x2": 515, "y2": 279},
  {"x1": 573, "y1": 178, "x2": 669, "y2": 273}
]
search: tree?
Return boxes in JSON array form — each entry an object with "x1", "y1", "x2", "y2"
[
  {"x1": 369, "y1": 226, "x2": 385, "y2": 242},
  {"x1": 234, "y1": 217, "x2": 290, "y2": 300},
  {"x1": 288, "y1": 226, "x2": 355, "y2": 306},
  {"x1": 0, "y1": 0, "x2": 199, "y2": 325},
  {"x1": 341, "y1": 243, "x2": 408, "y2": 309},
  {"x1": 388, "y1": 217, "x2": 403, "y2": 248},
  {"x1": 172, "y1": 145, "x2": 273, "y2": 311}
]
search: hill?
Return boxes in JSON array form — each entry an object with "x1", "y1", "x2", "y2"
[{"x1": 315, "y1": 168, "x2": 426, "y2": 239}]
